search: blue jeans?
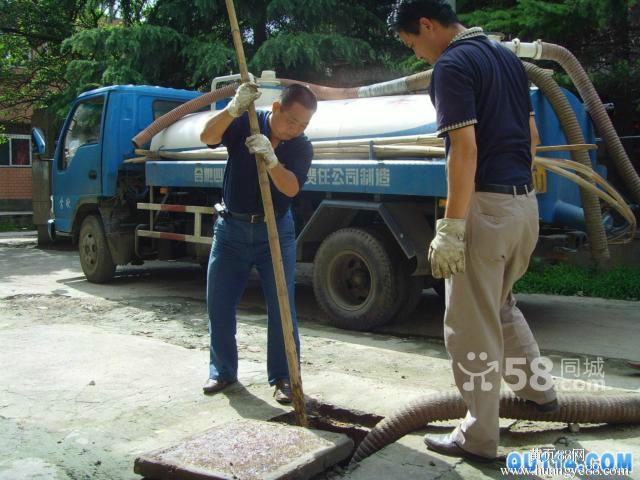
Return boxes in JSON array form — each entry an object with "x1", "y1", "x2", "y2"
[{"x1": 206, "y1": 210, "x2": 300, "y2": 385}]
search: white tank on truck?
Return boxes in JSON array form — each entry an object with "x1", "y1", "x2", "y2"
[{"x1": 149, "y1": 71, "x2": 439, "y2": 153}]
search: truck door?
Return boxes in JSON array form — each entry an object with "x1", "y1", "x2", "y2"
[{"x1": 52, "y1": 95, "x2": 106, "y2": 233}]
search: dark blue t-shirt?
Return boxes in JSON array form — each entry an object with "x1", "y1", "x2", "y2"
[
  {"x1": 429, "y1": 31, "x2": 534, "y2": 186},
  {"x1": 210, "y1": 110, "x2": 313, "y2": 214}
]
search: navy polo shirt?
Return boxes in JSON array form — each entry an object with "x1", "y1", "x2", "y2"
[
  {"x1": 209, "y1": 110, "x2": 313, "y2": 214},
  {"x1": 429, "y1": 30, "x2": 534, "y2": 186}
]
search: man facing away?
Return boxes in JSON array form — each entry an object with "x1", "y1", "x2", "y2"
[
  {"x1": 389, "y1": 0, "x2": 558, "y2": 462},
  {"x1": 200, "y1": 82, "x2": 317, "y2": 403}
]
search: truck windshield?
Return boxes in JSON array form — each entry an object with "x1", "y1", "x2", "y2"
[
  {"x1": 61, "y1": 96, "x2": 105, "y2": 170},
  {"x1": 152, "y1": 99, "x2": 208, "y2": 120},
  {"x1": 153, "y1": 100, "x2": 184, "y2": 120}
]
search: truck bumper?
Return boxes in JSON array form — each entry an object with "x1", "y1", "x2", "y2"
[{"x1": 47, "y1": 219, "x2": 56, "y2": 242}]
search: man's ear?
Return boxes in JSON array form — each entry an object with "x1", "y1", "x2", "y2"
[
  {"x1": 272, "y1": 101, "x2": 281, "y2": 114},
  {"x1": 419, "y1": 16, "x2": 434, "y2": 33}
]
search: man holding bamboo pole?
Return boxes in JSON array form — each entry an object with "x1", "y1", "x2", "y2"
[{"x1": 199, "y1": 83, "x2": 317, "y2": 403}]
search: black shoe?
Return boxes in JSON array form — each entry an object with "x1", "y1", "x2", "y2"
[
  {"x1": 274, "y1": 379, "x2": 292, "y2": 404},
  {"x1": 525, "y1": 398, "x2": 559, "y2": 413},
  {"x1": 424, "y1": 435, "x2": 495, "y2": 463},
  {"x1": 202, "y1": 378, "x2": 235, "y2": 395}
]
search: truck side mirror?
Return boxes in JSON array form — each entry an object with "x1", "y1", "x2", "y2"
[{"x1": 31, "y1": 128, "x2": 46, "y2": 155}]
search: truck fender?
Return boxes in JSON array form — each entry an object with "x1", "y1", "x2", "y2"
[{"x1": 297, "y1": 199, "x2": 434, "y2": 275}]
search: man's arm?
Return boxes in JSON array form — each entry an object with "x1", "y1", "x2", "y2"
[
  {"x1": 445, "y1": 125, "x2": 477, "y2": 219},
  {"x1": 529, "y1": 115, "x2": 540, "y2": 168},
  {"x1": 244, "y1": 134, "x2": 301, "y2": 198},
  {"x1": 200, "y1": 109, "x2": 235, "y2": 146},
  {"x1": 268, "y1": 164, "x2": 300, "y2": 197},
  {"x1": 200, "y1": 82, "x2": 261, "y2": 146}
]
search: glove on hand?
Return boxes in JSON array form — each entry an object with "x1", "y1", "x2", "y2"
[
  {"x1": 245, "y1": 134, "x2": 279, "y2": 169},
  {"x1": 428, "y1": 218, "x2": 466, "y2": 279},
  {"x1": 227, "y1": 82, "x2": 261, "y2": 118}
]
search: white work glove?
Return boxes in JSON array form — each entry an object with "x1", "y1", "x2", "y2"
[
  {"x1": 428, "y1": 218, "x2": 466, "y2": 279},
  {"x1": 245, "y1": 134, "x2": 280, "y2": 169},
  {"x1": 226, "y1": 82, "x2": 261, "y2": 118}
]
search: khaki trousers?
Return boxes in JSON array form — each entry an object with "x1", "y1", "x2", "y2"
[{"x1": 445, "y1": 190, "x2": 557, "y2": 458}]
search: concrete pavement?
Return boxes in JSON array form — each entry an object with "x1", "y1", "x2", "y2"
[{"x1": 1, "y1": 236, "x2": 639, "y2": 479}]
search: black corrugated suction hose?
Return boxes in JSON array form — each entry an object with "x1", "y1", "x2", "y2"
[
  {"x1": 351, "y1": 390, "x2": 640, "y2": 463},
  {"x1": 523, "y1": 61, "x2": 610, "y2": 264}
]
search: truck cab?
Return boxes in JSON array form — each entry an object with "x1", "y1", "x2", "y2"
[{"x1": 50, "y1": 85, "x2": 201, "y2": 280}]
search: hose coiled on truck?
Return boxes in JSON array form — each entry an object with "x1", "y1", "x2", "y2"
[
  {"x1": 351, "y1": 390, "x2": 640, "y2": 463},
  {"x1": 279, "y1": 70, "x2": 433, "y2": 100},
  {"x1": 132, "y1": 83, "x2": 239, "y2": 148},
  {"x1": 539, "y1": 42, "x2": 640, "y2": 207},
  {"x1": 523, "y1": 62, "x2": 609, "y2": 264},
  {"x1": 286, "y1": 42, "x2": 640, "y2": 210}
]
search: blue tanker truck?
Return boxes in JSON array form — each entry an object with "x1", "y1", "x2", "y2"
[{"x1": 35, "y1": 66, "x2": 626, "y2": 331}]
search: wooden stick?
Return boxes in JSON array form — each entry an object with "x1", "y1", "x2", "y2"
[
  {"x1": 224, "y1": 0, "x2": 308, "y2": 427},
  {"x1": 311, "y1": 134, "x2": 442, "y2": 149},
  {"x1": 536, "y1": 143, "x2": 597, "y2": 152}
]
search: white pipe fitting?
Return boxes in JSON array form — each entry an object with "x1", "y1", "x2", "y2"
[{"x1": 502, "y1": 38, "x2": 543, "y2": 60}]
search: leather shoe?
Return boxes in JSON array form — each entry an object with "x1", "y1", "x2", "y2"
[
  {"x1": 202, "y1": 378, "x2": 234, "y2": 395},
  {"x1": 273, "y1": 379, "x2": 292, "y2": 404},
  {"x1": 525, "y1": 398, "x2": 559, "y2": 413},
  {"x1": 424, "y1": 434, "x2": 494, "y2": 463}
]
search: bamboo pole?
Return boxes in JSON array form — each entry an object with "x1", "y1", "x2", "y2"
[
  {"x1": 310, "y1": 134, "x2": 443, "y2": 149},
  {"x1": 224, "y1": 0, "x2": 308, "y2": 427},
  {"x1": 536, "y1": 143, "x2": 597, "y2": 152}
]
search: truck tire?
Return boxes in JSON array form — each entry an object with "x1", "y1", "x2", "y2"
[
  {"x1": 313, "y1": 227, "x2": 398, "y2": 331},
  {"x1": 394, "y1": 267, "x2": 424, "y2": 321},
  {"x1": 79, "y1": 215, "x2": 116, "y2": 283},
  {"x1": 365, "y1": 227, "x2": 423, "y2": 323}
]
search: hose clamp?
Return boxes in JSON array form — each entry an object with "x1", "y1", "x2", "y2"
[{"x1": 512, "y1": 38, "x2": 521, "y2": 56}]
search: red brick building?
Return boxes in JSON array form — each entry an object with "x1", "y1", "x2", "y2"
[{"x1": 0, "y1": 104, "x2": 34, "y2": 211}]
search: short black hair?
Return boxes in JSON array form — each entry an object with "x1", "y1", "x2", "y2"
[
  {"x1": 388, "y1": 0, "x2": 459, "y2": 34},
  {"x1": 280, "y1": 83, "x2": 318, "y2": 112}
]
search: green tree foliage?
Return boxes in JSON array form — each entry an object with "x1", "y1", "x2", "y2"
[
  {"x1": 0, "y1": 0, "x2": 84, "y2": 120},
  {"x1": 249, "y1": 0, "x2": 381, "y2": 79},
  {"x1": 1, "y1": 0, "x2": 638, "y2": 136},
  {"x1": 457, "y1": 0, "x2": 640, "y2": 132}
]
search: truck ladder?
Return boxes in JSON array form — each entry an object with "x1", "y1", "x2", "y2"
[{"x1": 136, "y1": 202, "x2": 215, "y2": 245}]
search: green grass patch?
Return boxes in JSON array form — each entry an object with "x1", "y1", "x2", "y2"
[
  {"x1": 514, "y1": 261, "x2": 640, "y2": 301},
  {"x1": 0, "y1": 222, "x2": 36, "y2": 233}
]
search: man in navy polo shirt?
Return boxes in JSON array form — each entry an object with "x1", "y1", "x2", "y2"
[
  {"x1": 199, "y1": 83, "x2": 317, "y2": 403},
  {"x1": 390, "y1": 0, "x2": 557, "y2": 462}
]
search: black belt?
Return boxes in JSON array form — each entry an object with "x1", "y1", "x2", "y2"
[
  {"x1": 226, "y1": 209, "x2": 287, "y2": 223},
  {"x1": 475, "y1": 182, "x2": 534, "y2": 195}
]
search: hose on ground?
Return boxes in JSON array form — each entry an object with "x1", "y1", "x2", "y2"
[
  {"x1": 351, "y1": 390, "x2": 640, "y2": 464},
  {"x1": 540, "y1": 42, "x2": 640, "y2": 206},
  {"x1": 132, "y1": 83, "x2": 239, "y2": 148},
  {"x1": 523, "y1": 62, "x2": 609, "y2": 263}
]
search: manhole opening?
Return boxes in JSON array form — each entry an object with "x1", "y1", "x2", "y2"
[{"x1": 269, "y1": 399, "x2": 383, "y2": 462}]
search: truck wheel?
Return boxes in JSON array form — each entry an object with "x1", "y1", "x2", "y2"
[
  {"x1": 79, "y1": 215, "x2": 116, "y2": 283},
  {"x1": 366, "y1": 227, "x2": 423, "y2": 323},
  {"x1": 394, "y1": 268, "x2": 424, "y2": 321},
  {"x1": 313, "y1": 227, "x2": 397, "y2": 331}
]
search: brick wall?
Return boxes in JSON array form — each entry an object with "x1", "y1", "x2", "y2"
[{"x1": 0, "y1": 167, "x2": 33, "y2": 200}]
